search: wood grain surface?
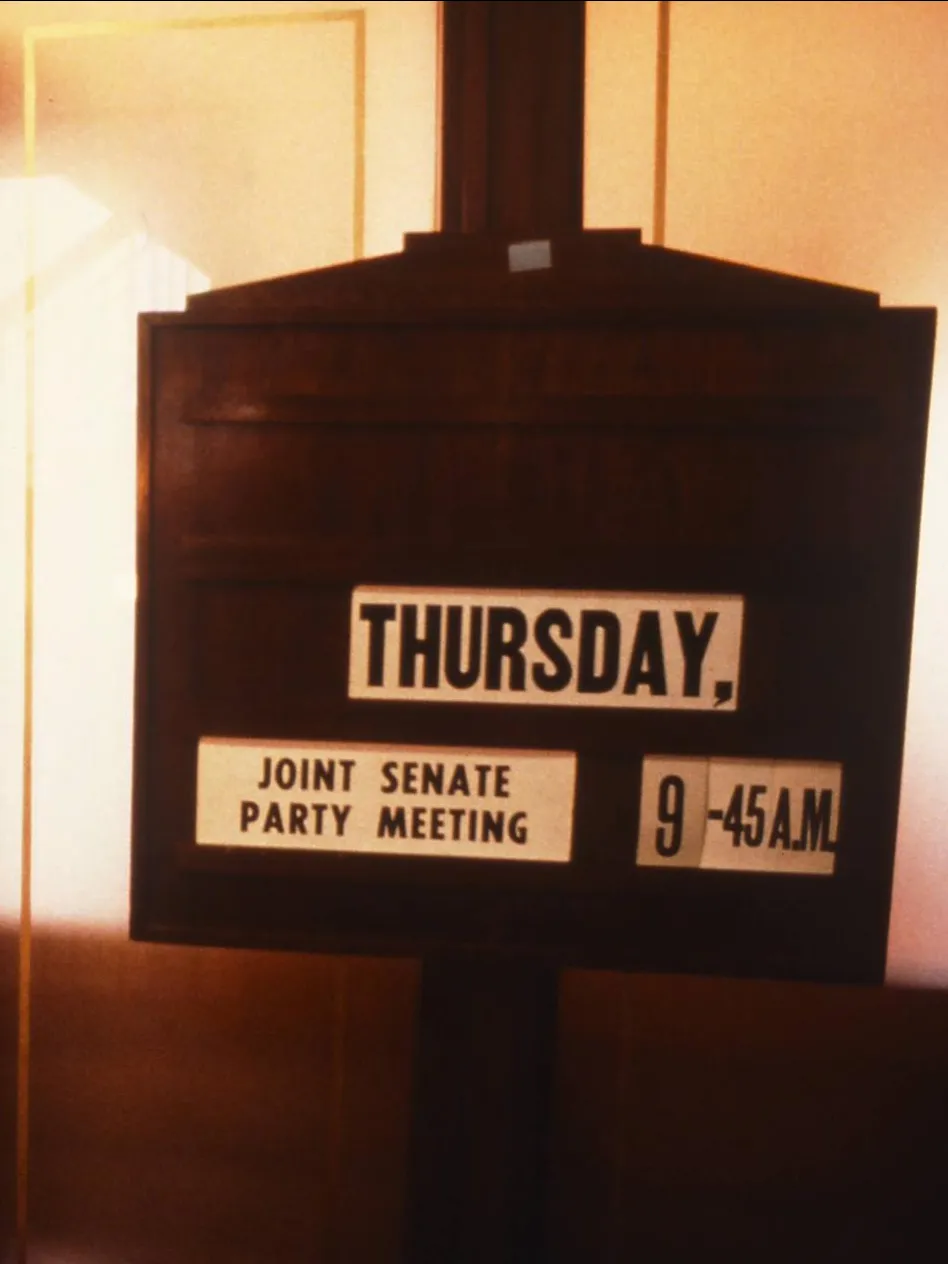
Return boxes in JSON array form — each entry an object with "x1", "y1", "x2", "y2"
[
  {"x1": 16, "y1": 927, "x2": 948, "y2": 1263},
  {"x1": 0, "y1": 924, "x2": 16, "y2": 1264}
]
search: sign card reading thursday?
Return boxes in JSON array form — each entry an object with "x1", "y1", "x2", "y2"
[
  {"x1": 637, "y1": 756, "x2": 843, "y2": 875},
  {"x1": 349, "y1": 587, "x2": 744, "y2": 710},
  {"x1": 196, "y1": 739, "x2": 577, "y2": 862}
]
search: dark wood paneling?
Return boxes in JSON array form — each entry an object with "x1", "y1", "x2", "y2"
[
  {"x1": 0, "y1": 924, "x2": 17, "y2": 1264},
  {"x1": 27, "y1": 930, "x2": 416, "y2": 1264},
  {"x1": 22, "y1": 931, "x2": 948, "y2": 1262},
  {"x1": 550, "y1": 971, "x2": 948, "y2": 1263}
]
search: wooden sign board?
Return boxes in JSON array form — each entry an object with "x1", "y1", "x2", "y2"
[{"x1": 131, "y1": 232, "x2": 934, "y2": 984}]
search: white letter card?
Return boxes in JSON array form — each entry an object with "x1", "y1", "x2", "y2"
[
  {"x1": 196, "y1": 738, "x2": 576, "y2": 862},
  {"x1": 637, "y1": 756, "x2": 842, "y2": 876},
  {"x1": 349, "y1": 586, "x2": 743, "y2": 710}
]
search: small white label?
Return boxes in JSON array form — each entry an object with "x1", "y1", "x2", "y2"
[
  {"x1": 637, "y1": 757, "x2": 842, "y2": 875},
  {"x1": 349, "y1": 586, "x2": 743, "y2": 711},
  {"x1": 196, "y1": 738, "x2": 576, "y2": 862},
  {"x1": 508, "y1": 239, "x2": 552, "y2": 272}
]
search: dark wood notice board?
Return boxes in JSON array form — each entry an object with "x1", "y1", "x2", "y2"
[{"x1": 132, "y1": 232, "x2": 935, "y2": 985}]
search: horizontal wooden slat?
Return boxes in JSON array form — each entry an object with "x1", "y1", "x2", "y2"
[{"x1": 180, "y1": 395, "x2": 878, "y2": 429}]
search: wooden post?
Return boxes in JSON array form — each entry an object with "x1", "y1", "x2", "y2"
[
  {"x1": 440, "y1": 1, "x2": 586, "y2": 235},
  {"x1": 403, "y1": 957, "x2": 561, "y2": 1264},
  {"x1": 405, "y1": 8, "x2": 587, "y2": 1259}
]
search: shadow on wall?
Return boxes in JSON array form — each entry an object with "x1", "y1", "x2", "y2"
[{"x1": 0, "y1": 177, "x2": 209, "y2": 935}]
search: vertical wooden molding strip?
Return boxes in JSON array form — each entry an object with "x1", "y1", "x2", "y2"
[
  {"x1": 323, "y1": 960, "x2": 351, "y2": 1260},
  {"x1": 352, "y1": 9, "x2": 367, "y2": 259},
  {"x1": 434, "y1": 1, "x2": 445, "y2": 231},
  {"x1": 18, "y1": 32, "x2": 37, "y2": 1263},
  {"x1": 653, "y1": 0, "x2": 671, "y2": 245}
]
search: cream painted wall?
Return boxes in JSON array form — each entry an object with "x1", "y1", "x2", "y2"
[
  {"x1": 1, "y1": 1, "x2": 439, "y2": 272},
  {"x1": 585, "y1": 0, "x2": 657, "y2": 233}
]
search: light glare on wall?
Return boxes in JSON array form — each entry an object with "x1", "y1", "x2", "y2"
[{"x1": 2, "y1": 176, "x2": 208, "y2": 925}]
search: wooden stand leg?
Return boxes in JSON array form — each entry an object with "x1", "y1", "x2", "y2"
[{"x1": 403, "y1": 956, "x2": 560, "y2": 1264}]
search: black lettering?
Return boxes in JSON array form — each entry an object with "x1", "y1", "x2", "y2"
[
  {"x1": 768, "y1": 788, "x2": 792, "y2": 849},
  {"x1": 448, "y1": 765, "x2": 471, "y2": 796},
  {"x1": 482, "y1": 810, "x2": 505, "y2": 843},
  {"x1": 578, "y1": 611, "x2": 620, "y2": 694},
  {"x1": 313, "y1": 760, "x2": 335, "y2": 791},
  {"x1": 742, "y1": 784, "x2": 767, "y2": 847},
  {"x1": 445, "y1": 606, "x2": 483, "y2": 689},
  {"x1": 430, "y1": 808, "x2": 446, "y2": 840},
  {"x1": 495, "y1": 766, "x2": 511, "y2": 798},
  {"x1": 714, "y1": 680, "x2": 734, "y2": 707},
  {"x1": 331, "y1": 804, "x2": 351, "y2": 837},
  {"x1": 800, "y1": 789, "x2": 834, "y2": 852},
  {"x1": 623, "y1": 611, "x2": 668, "y2": 696},
  {"x1": 656, "y1": 775, "x2": 685, "y2": 856},
  {"x1": 263, "y1": 802, "x2": 285, "y2": 834},
  {"x1": 485, "y1": 607, "x2": 528, "y2": 691},
  {"x1": 399, "y1": 604, "x2": 442, "y2": 688},
  {"x1": 381, "y1": 762, "x2": 399, "y2": 793},
  {"x1": 339, "y1": 760, "x2": 355, "y2": 792},
  {"x1": 411, "y1": 807, "x2": 426, "y2": 839},
  {"x1": 403, "y1": 762, "x2": 419, "y2": 794},
  {"x1": 675, "y1": 611, "x2": 719, "y2": 698},
  {"x1": 421, "y1": 763, "x2": 444, "y2": 795},
  {"x1": 449, "y1": 808, "x2": 466, "y2": 839},
  {"x1": 289, "y1": 803, "x2": 308, "y2": 835},
  {"x1": 474, "y1": 764, "x2": 491, "y2": 796},
  {"x1": 275, "y1": 758, "x2": 296, "y2": 791},
  {"x1": 508, "y1": 811, "x2": 528, "y2": 844},
  {"x1": 311, "y1": 804, "x2": 328, "y2": 835},
  {"x1": 240, "y1": 801, "x2": 260, "y2": 832},
  {"x1": 360, "y1": 603, "x2": 396, "y2": 686},
  {"x1": 256, "y1": 758, "x2": 272, "y2": 790},
  {"x1": 532, "y1": 609, "x2": 573, "y2": 692},
  {"x1": 722, "y1": 785, "x2": 744, "y2": 846},
  {"x1": 378, "y1": 806, "x2": 407, "y2": 838}
]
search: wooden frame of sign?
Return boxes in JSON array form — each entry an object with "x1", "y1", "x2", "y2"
[{"x1": 132, "y1": 231, "x2": 934, "y2": 986}]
